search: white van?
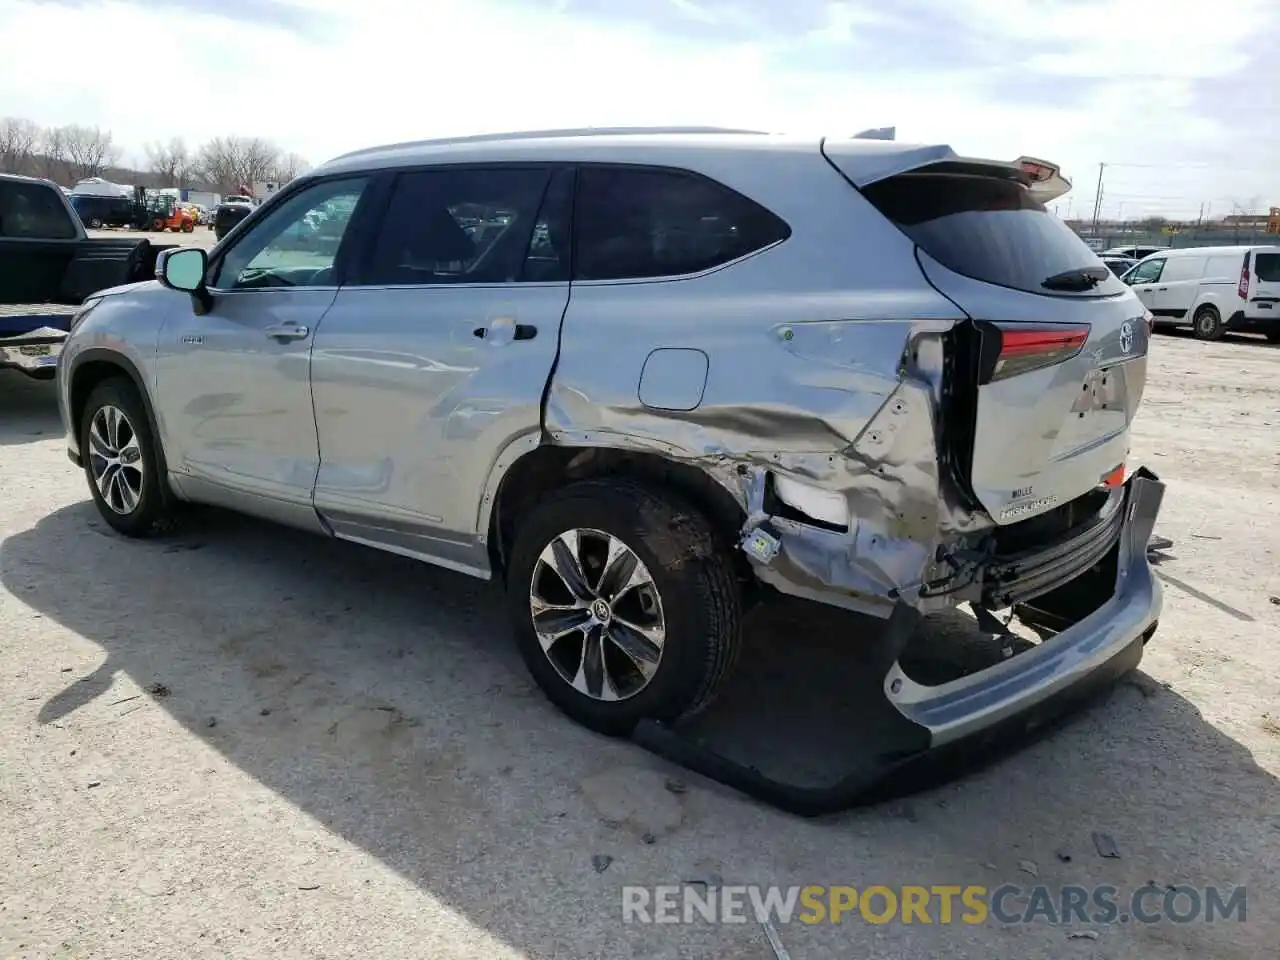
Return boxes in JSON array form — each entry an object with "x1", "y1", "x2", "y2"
[{"x1": 1122, "y1": 245, "x2": 1280, "y2": 342}]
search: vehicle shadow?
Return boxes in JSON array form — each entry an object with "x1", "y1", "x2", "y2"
[
  {"x1": 4, "y1": 503, "x2": 1276, "y2": 957},
  {"x1": 0, "y1": 375, "x2": 61, "y2": 447}
]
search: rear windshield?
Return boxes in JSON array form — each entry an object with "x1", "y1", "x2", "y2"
[
  {"x1": 861, "y1": 172, "x2": 1114, "y2": 295},
  {"x1": 1255, "y1": 253, "x2": 1280, "y2": 282}
]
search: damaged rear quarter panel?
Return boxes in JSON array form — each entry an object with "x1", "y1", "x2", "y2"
[{"x1": 542, "y1": 149, "x2": 974, "y2": 617}]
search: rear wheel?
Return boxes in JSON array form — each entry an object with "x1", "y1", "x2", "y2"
[
  {"x1": 80, "y1": 378, "x2": 179, "y2": 537},
  {"x1": 506, "y1": 479, "x2": 742, "y2": 735},
  {"x1": 1192, "y1": 304, "x2": 1223, "y2": 341},
  {"x1": 88, "y1": 217, "x2": 103, "y2": 229}
]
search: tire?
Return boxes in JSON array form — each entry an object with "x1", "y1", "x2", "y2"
[
  {"x1": 181, "y1": 221, "x2": 194, "y2": 233},
  {"x1": 506, "y1": 479, "x2": 742, "y2": 736},
  {"x1": 1192, "y1": 304, "x2": 1224, "y2": 341},
  {"x1": 80, "y1": 377, "x2": 178, "y2": 538},
  {"x1": 88, "y1": 217, "x2": 103, "y2": 229}
]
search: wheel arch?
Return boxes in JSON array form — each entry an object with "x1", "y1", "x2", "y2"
[
  {"x1": 68, "y1": 349, "x2": 170, "y2": 477},
  {"x1": 484, "y1": 439, "x2": 752, "y2": 589}
]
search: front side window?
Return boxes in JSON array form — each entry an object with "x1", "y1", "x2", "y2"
[
  {"x1": 212, "y1": 177, "x2": 369, "y2": 289},
  {"x1": 0, "y1": 181, "x2": 78, "y2": 239},
  {"x1": 572, "y1": 166, "x2": 791, "y2": 281},
  {"x1": 1128, "y1": 258, "x2": 1165, "y2": 284},
  {"x1": 363, "y1": 167, "x2": 552, "y2": 286}
]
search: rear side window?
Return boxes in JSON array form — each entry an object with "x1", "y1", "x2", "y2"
[
  {"x1": 572, "y1": 166, "x2": 790, "y2": 281},
  {"x1": 1255, "y1": 253, "x2": 1280, "y2": 282},
  {"x1": 0, "y1": 181, "x2": 78, "y2": 239},
  {"x1": 862, "y1": 172, "x2": 1112, "y2": 295},
  {"x1": 365, "y1": 167, "x2": 551, "y2": 286}
]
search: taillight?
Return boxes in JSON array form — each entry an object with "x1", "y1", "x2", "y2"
[
  {"x1": 982, "y1": 323, "x2": 1090, "y2": 383},
  {"x1": 1238, "y1": 252, "x2": 1251, "y2": 300}
]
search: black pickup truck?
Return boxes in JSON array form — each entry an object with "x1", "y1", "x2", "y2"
[{"x1": 1, "y1": 172, "x2": 175, "y2": 379}]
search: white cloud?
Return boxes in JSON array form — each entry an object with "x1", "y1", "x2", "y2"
[{"x1": 0, "y1": 0, "x2": 1276, "y2": 219}]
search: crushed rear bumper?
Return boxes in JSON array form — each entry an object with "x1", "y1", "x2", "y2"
[
  {"x1": 885, "y1": 468, "x2": 1162, "y2": 747},
  {"x1": 633, "y1": 468, "x2": 1164, "y2": 815}
]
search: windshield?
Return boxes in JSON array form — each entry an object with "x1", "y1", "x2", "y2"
[{"x1": 862, "y1": 172, "x2": 1120, "y2": 296}]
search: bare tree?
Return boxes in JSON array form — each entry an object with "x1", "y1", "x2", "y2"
[
  {"x1": 39, "y1": 126, "x2": 69, "y2": 182},
  {"x1": 57, "y1": 124, "x2": 120, "y2": 181},
  {"x1": 144, "y1": 136, "x2": 190, "y2": 187},
  {"x1": 273, "y1": 151, "x2": 311, "y2": 183},
  {"x1": 0, "y1": 117, "x2": 40, "y2": 175},
  {"x1": 195, "y1": 135, "x2": 282, "y2": 194}
]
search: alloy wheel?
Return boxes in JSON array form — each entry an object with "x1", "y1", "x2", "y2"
[
  {"x1": 88, "y1": 404, "x2": 145, "y2": 515},
  {"x1": 529, "y1": 528, "x2": 666, "y2": 702}
]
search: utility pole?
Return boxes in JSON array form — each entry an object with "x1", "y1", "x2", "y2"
[{"x1": 1090, "y1": 162, "x2": 1105, "y2": 237}]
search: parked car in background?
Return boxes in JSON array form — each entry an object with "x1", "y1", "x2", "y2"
[
  {"x1": 69, "y1": 193, "x2": 135, "y2": 229},
  {"x1": 213, "y1": 195, "x2": 254, "y2": 239},
  {"x1": 1102, "y1": 245, "x2": 1166, "y2": 261},
  {"x1": 1100, "y1": 255, "x2": 1136, "y2": 277},
  {"x1": 1122, "y1": 245, "x2": 1280, "y2": 341},
  {"x1": 54, "y1": 128, "x2": 1164, "y2": 781}
]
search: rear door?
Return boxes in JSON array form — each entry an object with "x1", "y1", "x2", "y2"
[
  {"x1": 1250, "y1": 250, "x2": 1280, "y2": 317},
  {"x1": 840, "y1": 158, "x2": 1150, "y2": 524},
  {"x1": 309, "y1": 164, "x2": 572, "y2": 575}
]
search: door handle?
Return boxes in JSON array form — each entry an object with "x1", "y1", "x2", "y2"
[
  {"x1": 472, "y1": 324, "x2": 538, "y2": 340},
  {"x1": 1156, "y1": 287, "x2": 1167, "y2": 292},
  {"x1": 264, "y1": 322, "x2": 309, "y2": 341}
]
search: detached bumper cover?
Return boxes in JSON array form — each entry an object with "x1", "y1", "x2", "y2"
[
  {"x1": 885, "y1": 469, "x2": 1163, "y2": 747},
  {"x1": 634, "y1": 468, "x2": 1165, "y2": 815}
]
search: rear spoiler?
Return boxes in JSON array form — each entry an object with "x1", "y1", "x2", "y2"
[
  {"x1": 1014, "y1": 156, "x2": 1072, "y2": 203},
  {"x1": 821, "y1": 139, "x2": 1073, "y2": 202}
]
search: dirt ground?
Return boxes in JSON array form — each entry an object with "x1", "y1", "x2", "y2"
[
  {"x1": 86, "y1": 225, "x2": 220, "y2": 249},
  {"x1": 0, "y1": 329, "x2": 1276, "y2": 959}
]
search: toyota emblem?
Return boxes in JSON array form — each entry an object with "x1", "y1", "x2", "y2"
[{"x1": 1119, "y1": 320, "x2": 1134, "y2": 354}]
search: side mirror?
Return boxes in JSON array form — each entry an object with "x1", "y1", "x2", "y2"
[{"x1": 156, "y1": 247, "x2": 213, "y2": 314}]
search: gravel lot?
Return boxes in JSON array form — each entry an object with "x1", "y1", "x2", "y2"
[{"x1": 1, "y1": 329, "x2": 1277, "y2": 959}]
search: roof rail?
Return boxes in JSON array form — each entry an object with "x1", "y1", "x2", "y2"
[{"x1": 332, "y1": 126, "x2": 772, "y2": 161}]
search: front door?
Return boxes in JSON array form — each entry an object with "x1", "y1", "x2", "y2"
[
  {"x1": 310, "y1": 165, "x2": 573, "y2": 576},
  {"x1": 1125, "y1": 256, "x2": 1165, "y2": 313},
  {"x1": 154, "y1": 175, "x2": 373, "y2": 528}
]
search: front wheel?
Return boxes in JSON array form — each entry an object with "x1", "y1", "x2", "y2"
[
  {"x1": 506, "y1": 479, "x2": 742, "y2": 735},
  {"x1": 80, "y1": 378, "x2": 179, "y2": 537},
  {"x1": 1193, "y1": 304, "x2": 1224, "y2": 340}
]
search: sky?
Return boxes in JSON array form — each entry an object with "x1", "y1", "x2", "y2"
[{"x1": 1, "y1": 0, "x2": 1277, "y2": 220}]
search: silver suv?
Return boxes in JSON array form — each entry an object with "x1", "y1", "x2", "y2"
[{"x1": 57, "y1": 128, "x2": 1164, "y2": 750}]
